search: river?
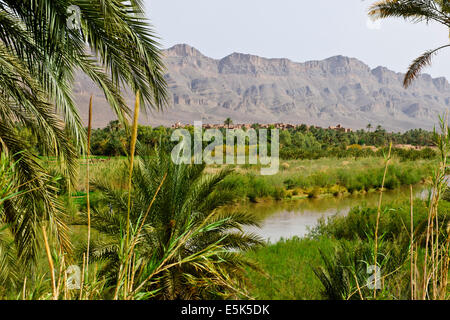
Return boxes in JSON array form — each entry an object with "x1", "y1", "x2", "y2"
[{"x1": 241, "y1": 185, "x2": 430, "y2": 243}]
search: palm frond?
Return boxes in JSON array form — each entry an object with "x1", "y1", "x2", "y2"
[
  {"x1": 369, "y1": 0, "x2": 450, "y2": 26},
  {"x1": 368, "y1": 0, "x2": 450, "y2": 87},
  {"x1": 404, "y1": 44, "x2": 450, "y2": 88}
]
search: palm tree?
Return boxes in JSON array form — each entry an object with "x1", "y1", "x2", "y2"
[
  {"x1": 224, "y1": 117, "x2": 233, "y2": 129},
  {"x1": 366, "y1": 123, "x2": 372, "y2": 132},
  {"x1": 86, "y1": 148, "x2": 263, "y2": 299},
  {"x1": 0, "y1": 1, "x2": 168, "y2": 262},
  {"x1": 369, "y1": 0, "x2": 450, "y2": 87}
]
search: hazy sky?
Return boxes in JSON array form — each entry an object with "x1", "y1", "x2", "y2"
[{"x1": 144, "y1": 0, "x2": 450, "y2": 80}]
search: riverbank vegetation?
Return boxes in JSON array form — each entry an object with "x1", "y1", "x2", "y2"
[
  {"x1": 65, "y1": 156, "x2": 436, "y2": 204},
  {"x1": 246, "y1": 199, "x2": 450, "y2": 300},
  {"x1": 245, "y1": 118, "x2": 450, "y2": 300},
  {"x1": 216, "y1": 157, "x2": 434, "y2": 202}
]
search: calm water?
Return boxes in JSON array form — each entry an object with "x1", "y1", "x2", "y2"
[{"x1": 241, "y1": 185, "x2": 430, "y2": 243}]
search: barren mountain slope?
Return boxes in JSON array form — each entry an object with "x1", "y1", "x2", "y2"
[{"x1": 74, "y1": 44, "x2": 450, "y2": 131}]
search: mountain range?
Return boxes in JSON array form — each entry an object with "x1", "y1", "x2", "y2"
[{"x1": 73, "y1": 44, "x2": 450, "y2": 131}]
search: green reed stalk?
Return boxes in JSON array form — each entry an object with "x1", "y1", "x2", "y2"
[
  {"x1": 126, "y1": 91, "x2": 140, "y2": 250},
  {"x1": 85, "y1": 95, "x2": 93, "y2": 281},
  {"x1": 113, "y1": 92, "x2": 140, "y2": 300},
  {"x1": 418, "y1": 114, "x2": 448, "y2": 299},
  {"x1": 373, "y1": 142, "x2": 392, "y2": 299}
]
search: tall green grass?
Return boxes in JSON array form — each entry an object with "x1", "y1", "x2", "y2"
[
  {"x1": 217, "y1": 158, "x2": 434, "y2": 202},
  {"x1": 244, "y1": 237, "x2": 336, "y2": 300},
  {"x1": 285, "y1": 162, "x2": 432, "y2": 192}
]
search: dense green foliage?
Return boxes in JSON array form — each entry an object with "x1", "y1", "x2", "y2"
[
  {"x1": 283, "y1": 162, "x2": 433, "y2": 193},
  {"x1": 89, "y1": 121, "x2": 437, "y2": 161},
  {"x1": 310, "y1": 201, "x2": 450, "y2": 245},
  {"x1": 217, "y1": 159, "x2": 433, "y2": 202}
]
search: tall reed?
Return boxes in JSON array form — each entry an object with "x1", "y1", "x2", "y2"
[
  {"x1": 373, "y1": 142, "x2": 392, "y2": 298},
  {"x1": 126, "y1": 91, "x2": 140, "y2": 247},
  {"x1": 419, "y1": 115, "x2": 449, "y2": 299},
  {"x1": 85, "y1": 95, "x2": 93, "y2": 280},
  {"x1": 113, "y1": 91, "x2": 140, "y2": 300},
  {"x1": 42, "y1": 226, "x2": 57, "y2": 300}
]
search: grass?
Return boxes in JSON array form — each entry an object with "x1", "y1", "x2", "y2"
[{"x1": 244, "y1": 237, "x2": 337, "y2": 300}]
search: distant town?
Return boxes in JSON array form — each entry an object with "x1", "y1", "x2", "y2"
[{"x1": 171, "y1": 122, "x2": 353, "y2": 133}]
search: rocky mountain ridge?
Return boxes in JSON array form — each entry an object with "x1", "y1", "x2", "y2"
[{"x1": 74, "y1": 43, "x2": 450, "y2": 131}]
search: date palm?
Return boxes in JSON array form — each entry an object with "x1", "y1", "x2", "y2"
[
  {"x1": 224, "y1": 117, "x2": 233, "y2": 129},
  {"x1": 369, "y1": 0, "x2": 450, "y2": 87},
  {"x1": 0, "y1": 0, "x2": 168, "y2": 262},
  {"x1": 86, "y1": 148, "x2": 263, "y2": 299}
]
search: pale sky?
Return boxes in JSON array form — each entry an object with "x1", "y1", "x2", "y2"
[{"x1": 144, "y1": 0, "x2": 450, "y2": 80}]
